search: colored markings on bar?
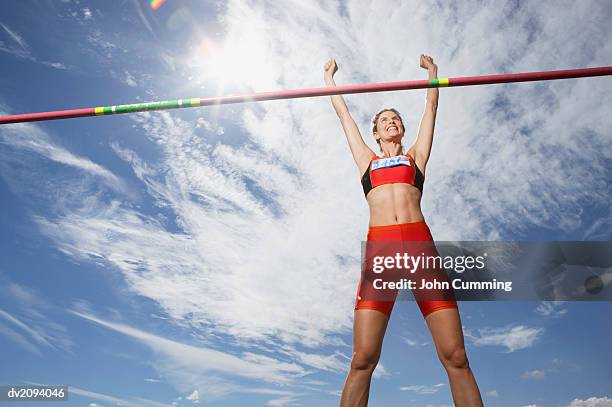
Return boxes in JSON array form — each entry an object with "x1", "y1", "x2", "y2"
[
  {"x1": 428, "y1": 78, "x2": 450, "y2": 87},
  {"x1": 92, "y1": 99, "x2": 202, "y2": 116}
]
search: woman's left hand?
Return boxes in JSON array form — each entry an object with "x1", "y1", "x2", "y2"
[{"x1": 420, "y1": 54, "x2": 437, "y2": 71}]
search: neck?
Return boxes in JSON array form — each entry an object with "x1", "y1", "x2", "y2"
[{"x1": 380, "y1": 141, "x2": 403, "y2": 158}]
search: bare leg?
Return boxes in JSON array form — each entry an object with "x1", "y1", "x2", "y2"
[
  {"x1": 340, "y1": 309, "x2": 390, "y2": 407},
  {"x1": 425, "y1": 308, "x2": 484, "y2": 407}
]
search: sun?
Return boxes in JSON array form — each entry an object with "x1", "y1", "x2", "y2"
[{"x1": 192, "y1": 29, "x2": 275, "y2": 94}]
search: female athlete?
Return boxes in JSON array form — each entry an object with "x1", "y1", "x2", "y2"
[{"x1": 324, "y1": 55, "x2": 484, "y2": 407}]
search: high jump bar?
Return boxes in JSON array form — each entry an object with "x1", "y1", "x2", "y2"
[{"x1": 1, "y1": 66, "x2": 611, "y2": 125}]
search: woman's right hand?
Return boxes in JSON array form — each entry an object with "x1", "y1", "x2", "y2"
[{"x1": 324, "y1": 58, "x2": 338, "y2": 80}]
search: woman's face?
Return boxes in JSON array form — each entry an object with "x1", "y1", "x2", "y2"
[{"x1": 374, "y1": 110, "x2": 404, "y2": 145}]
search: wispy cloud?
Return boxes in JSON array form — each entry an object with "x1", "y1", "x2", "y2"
[
  {"x1": 279, "y1": 347, "x2": 347, "y2": 373},
  {"x1": 404, "y1": 338, "x2": 418, "y2": 347},
  {"x1": 0, "y1": 321, "x2": 42, "y2": 355},
  {"x1": 372, "y1": 362, "x2": 390, "y2": 379},
  {"x1": 0, "y1": 309, "x2": 54, "y2": 349},
  {"x1": 70, "y1": 311, "x2": 310, "y2": 402},
  {"x1": 566, "y1": 396, "x2": 612, "y2": 407},
  {"x1": 130, "y1": 0, "x2": 157, "y2": 39},
  {"x1": 535, "y1": 301, "x2": 568, "y2": 317},
  {"x1": 521, "y1": 369, "x2": 546, "y2": 379},
  {"x1": 399, "y1": 383, "x2": 446, "y2": 395},
  {"x1": 0, "y1": 23, "x2": 67, "y2": 69},
  {"x1": 82, "y1": 8, "x2": 93, "y2": 20},
  {"x1": 0, "y1": 121, "x2": 128, "y2": 196},
  {"x1": 86, "y1": 29, "x2": 123, "y2": 60},
  {"x1": 465, "y1": 325, "x2": 544, "y2": 352},
  {"x1": 0, "y1": 281, "x2": 73, "y2": 355},
  {"x1": 1, "y1": 23, "x2": 29, "y2": 51},
  {"x1": 582, "y1": 209, "x2": 612, "y2": 240},
  {"x1": 27, "y1": 113, "x2": 361, "y2": 353},
  {"x1": 265, "y1": 396, "x2": 300, "y2": 407},
  {"x1": 184, "y1": 390, "x2": 199, "y2": 403},
  {"x1": 68, "y1": 385, "x2": 171, "y2": 407}
]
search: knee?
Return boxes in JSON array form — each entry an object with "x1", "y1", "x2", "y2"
[
  {"x1": 350, "y1": 350, "x2": 380, "y2": 372},
  {"x1": 439, "y1": 346, "x2": 469, "y2": 372}
]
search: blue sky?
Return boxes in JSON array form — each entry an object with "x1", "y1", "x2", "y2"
[{"x1": 1, "y1": 1, "x2": 612, "y2": 406}]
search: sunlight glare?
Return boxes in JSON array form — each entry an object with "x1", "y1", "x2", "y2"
[{"x1": 194, "y1": 29, "x2": 274, "y2": 92}]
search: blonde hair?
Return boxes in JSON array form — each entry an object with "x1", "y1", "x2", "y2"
[{"x1": 371, "y1": 108, "x2": 405, "y2": 151}]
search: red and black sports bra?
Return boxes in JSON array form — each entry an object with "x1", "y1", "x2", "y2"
[{"x1": 361, "y1": 152, "x2": 425, "y2": 197}]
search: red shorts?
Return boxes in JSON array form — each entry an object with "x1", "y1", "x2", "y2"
[{"x1": 354, "y1": 221, "x2": 458, "y2": 319}]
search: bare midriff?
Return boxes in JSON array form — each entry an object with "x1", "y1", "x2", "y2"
[{"x1": 366, "y1": 183, "x2": 425, "y2": 227}]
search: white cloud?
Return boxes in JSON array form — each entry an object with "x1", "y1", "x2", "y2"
[
  {"x1": 535, "y1": 301, "x2": 568, "y2": 317},
  {"x1": 69, "y1": 385, "x2": 170, "y2": 407},
  {"x1": 0, "y1": 309, "x2": 54, "y2": 349},
  {"x1": 403, "y1": 337, "x2": 418, "y2": 347},
  {"x1": 86, "y1": 29, "x2": 122, "y2": 59},
  {"x1": 399, "y1": 383, "x2": 446, "y2": 394},
  {"x1": 465, "y1": 325, "x2": 544, "y2": 352},
  {"x1": 82, "y1": 7, "x2": 93, "y2": 20},
  {"x1": 0, "y1": 23, "x2": 66, "y2": 69},
  {"x1": 521, "y1": 369, "x2": 546, "y2": 379},
  {"x1": 372, "y1": 362, "x2": 390, "y2": 379},
  {"x1": 0, "y1": 23, "x2": 29, "y2": 51},
  {"x1": 0, "y1": 283, "x2": 73, "y2": 355},
  {"x1": 486, "y1": 389, "x2": 499, "y2": 397},
  {"x1": 279, "y1": 347, "x2": 347, "y2": 373},
  {"x1": 567, "y1": 397, "x2": 612, "y2": 407},
  {"x1": 70, "y1": 311, "x2": 310, "y2": 402},
  {"x1": 6, "y1": 283, "x2": 45, "y2": 308},
  {"x1": 31, "y1": 115, "x2": 359, "y2": 351},
  {"x1": 0, "y1": 321, "x2": 42, "y2": 355},
  {"x1": 0, "y1": 121, "x2": 128, "y2": 195},
  {"x1": 195, "y1": 117, "x2": 224, "y2": 135},
  {"x1": 265, "y1": 396, "x2": 300, "y2": 407},
  {"x1": 123, "y1": 70, "x2": 138, "y2": 87},
  {"x1": 185, "y1": 390, "x2": 199, "y2": 403},
  {"x1": 107, "y1": 70, "x2": 139, "y2": 87},
  {"x1": 46, "y1": 61, "x2": 67, "y2": 69},
  {"x1": 582, "y1": 206, "x2": 612, "y2": 239}
]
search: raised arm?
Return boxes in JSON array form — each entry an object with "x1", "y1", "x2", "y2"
[
  {"x1": 411, "y1": 54, "x2": 440, "y2": 174},
  {"x1": 324, "y1": 58, "x2": 376, "y2": 172}
]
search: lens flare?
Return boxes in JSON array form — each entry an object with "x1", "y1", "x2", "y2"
[{"x1": 150, "y1": 0, "x2": 166, "y2": 10}]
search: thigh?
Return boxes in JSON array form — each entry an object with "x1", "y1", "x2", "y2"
[
  {"x1": 353, "y1": 309, "x2": 390, "y2": 354},
  {"x1": 425, "y1": 308, "x2": 465, "y2": 354}
]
